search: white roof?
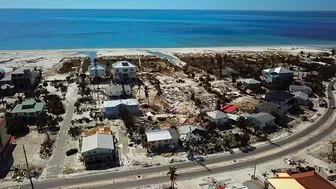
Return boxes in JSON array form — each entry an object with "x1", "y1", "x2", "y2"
[
  {"x1": 293, "y1": 91, "x2": 309, "y2": 100},
  {"x1": 104, "y1": 99, "x2": 139, "y2": 108},
  {"x1": 241, "y1": 78, "x2": 261, "y2": 84},
  {"x1": 90, "y1": 64, "x2": 106, "y2": 71},
  {"x1": 11, "y1": 67, "x2": 34, "y2": 74},
  {"x1": 112, "y1": 61, "x2": 136, "y2": 69},
  {"x1": 262, "y1": 67, "x2": 293, "y2": 74},
  {"x1": 250, "y1": 112, "x2": 275, "y2": 123},
  {"x1": 178, "y1": 125, "x2": 205, "y2": 135},
  {"x1": 81, "y1": 134, "x2": 114, "y2": 153},
  {"x1": 0, "y1": 74, "x2": 12, "y2": 82},
  {"x1": 227, "y1": 113, "x2": 239, "y2": 121},
  {"x1": 206, "y1": 110, "x2": 228, "y2": 120},
  {"x1": 106, "y1": 85, "x2": 131, "y2": 93},
  {"x1": 146, "y1": 129, "x2": 172, "y2": 142}
]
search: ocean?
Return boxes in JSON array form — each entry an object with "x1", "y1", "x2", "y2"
[{"x1": 0, "y1": 9, "x2": 336, "y2": 50}]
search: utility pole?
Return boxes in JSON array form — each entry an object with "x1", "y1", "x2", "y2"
[
  {"x1": 252, "y1": 161, "x2": 257, "y2": 180},
  {"x1": 23, "y1": 145, "x2": 35, "y2": 189}
]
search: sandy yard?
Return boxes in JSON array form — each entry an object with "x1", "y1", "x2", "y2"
[
  {"x1": 61, "y1": 137, "x2": 85, "y2": 174},
  {"x1": 11, "y1": 131, "x2": 47, "y2": 168}
]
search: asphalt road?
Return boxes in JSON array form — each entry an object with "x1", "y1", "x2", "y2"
[{"x1": 21, "y1": 80, "x2": 336, "y2": 189}]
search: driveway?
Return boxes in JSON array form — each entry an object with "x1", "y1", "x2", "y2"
[{"x1": 45, "y1": 83, "x2": 78, "y2": 178}]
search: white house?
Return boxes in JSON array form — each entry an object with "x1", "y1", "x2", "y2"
[
  {"x1": 247, "y1": 113, "x2": 276, "y2": 128},
  {"x1": 145, "y1": 128, "x2": 179, "y2": 150},
  {"x1": 206, "y1": 110, "x2": 229, "y2": 125},
  {"x1": 112, "y1": 61, "x2": 137, "y2": 83},
  {"x1": 104, "y1": 99, "x2": 140, "y2": 118},
  {"x1": 289, "y1": 85, "x2": 312, "y2": 95},
  {"x1": 106, "y1": 85, "x2": 131, "y2": 98},
  {"x1": 81, "y1": 134, "x2": 115, "y2": 169},
  {"x1": 89, "y1": 64, "x2": 106, "y2": 78}
]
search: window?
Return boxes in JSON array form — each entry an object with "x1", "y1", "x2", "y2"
[
  {"x1": 131, "y1": 69, "x2": 134, "y2": 72},
  {"x1": 93, "y1": 151, "x2": 96, "y2": 154},
  {"x1": 123, "y1": 69, "x2": 128, "y2": 72},
  {"x1": 116, "y1": 69, "x2": 119, "y2": 72}
]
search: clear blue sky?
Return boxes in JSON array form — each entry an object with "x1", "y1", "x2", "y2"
[{"x1": 1, "y1": 0, "x2": 336, "y2": 10}]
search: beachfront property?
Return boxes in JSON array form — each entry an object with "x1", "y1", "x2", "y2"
[
  {"x1": 11, "y1": 99, "x2": 46, "y2": 119},
  {"x1": 261, "y1": 66, "x2": 294, "y2": 85},
  {"x1": 89, "y1": 63, "x2": 106, "y2": 78},
  {"x1": 266, "y1": 171, "x2": 335, "y2": 189},
  {"x1": 81, "y1": 134, "x2": 115, "y2": 169},
  {"x1": 103, "y1": 99, "x2": 140, "y2": 118},
  {"x1": 112, "y1": 61, "x2": 137, "y2": 84},
  {"x1": 205, "y1": 110, "x2": 229, "y2": 125},
  {"x1": 145, "y1": 128, "x2": 179, "y2": 150},
  {"x1": 247, "y1": 112, "x2": 276, "y2": 128},
  {"x1": 292, "y1": 92, "x2": 310, "y2": 106},
  {"x1": 255, "y1": 102, "x2": 289, "y2": 118},
  {"x1": 240, "y1": 78, "x2": 261, "y2": 90},
  {"x1": 106, "y1": 84, "x2": 131, "y2": 98},
  {"x1": 264, "y1": 90, "x2": 294, "y2": 106},
  {"x1": 0, "y1": 67, "x2": 38, "y2": 90},
  {"x1": 289, "y1": 85, "x2": 313, "y2": 95},
  {"x1": 0, "y1": 119, "x2": 11, "y2": 162}
]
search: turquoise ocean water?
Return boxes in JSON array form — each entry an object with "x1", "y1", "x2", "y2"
[{"x1": 0, "y1": 9, "x2": 336, "y2": 50}]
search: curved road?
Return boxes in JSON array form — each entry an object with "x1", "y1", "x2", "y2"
[{"x1": 21, "y1": 80, "x2": 336, "y2": 189}]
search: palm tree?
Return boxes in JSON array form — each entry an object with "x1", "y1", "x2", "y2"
[
  {"x1": 270, "y1": 169, "x2": 277, "y2": 177},
  {"x1": 167, "y1": 167, "x2": 178, "y2": 189},
  {"x1": 300, "y1": 51, "x2": 304, "y2": 57},
  {"x1": 331, "y1": 49, "x2": 335, "y2": 56},
  {"x1": 262, "y1": 172, "x2": 269, "y2": 181},
  {"x1": 137, "y1": 79, "x2": 143, "y2": 98},
  {"x1": 215, "y1": 54, "x2": 223, "y2": 78},
  {"x1": 144, "y1": 85, "x2": 149, "y2": 105}
]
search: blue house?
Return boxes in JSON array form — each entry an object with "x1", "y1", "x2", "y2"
[
  {"x1": 104, "y1": 99, "x2": 140, "y2": 118},
  {"x1": 262, "y1": 67, "x2": 294, "y2": 84}
]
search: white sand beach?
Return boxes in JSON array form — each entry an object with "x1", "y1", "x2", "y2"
[{"x1": 0, "y1": 46, "x2": 333, "y2": 73}]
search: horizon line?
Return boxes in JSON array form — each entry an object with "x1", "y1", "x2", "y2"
[{"x1": 0, "y1": 8, "x2": 336, "y2": 11}]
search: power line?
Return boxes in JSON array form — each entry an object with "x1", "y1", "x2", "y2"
[{"x1": 23, "y1": 145, "x2": 35, "y2": 189}]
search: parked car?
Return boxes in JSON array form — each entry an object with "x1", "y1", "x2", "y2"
[{"x1": 66, "y1": 148, "x2": 78, "y2": 156}]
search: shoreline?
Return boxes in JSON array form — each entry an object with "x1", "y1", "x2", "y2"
[{"x1": 0, "y1": 45, "x2": 334, "y2": 53}]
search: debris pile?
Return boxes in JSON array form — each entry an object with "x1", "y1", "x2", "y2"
[
  {"x1": 11, "y1": 165, "x2": 43, "y2": 182},
  {"x1": 39, "y1": 136, "x2": 55, "y2": 159}
]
